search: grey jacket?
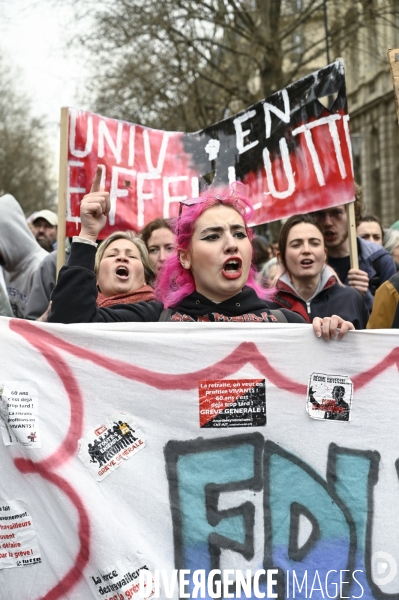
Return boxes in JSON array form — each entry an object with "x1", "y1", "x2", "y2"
[
  {"x1": 0, "y1": 194, "x2": 47, "y2": 318},
  {"x1": 0, "y1": 267, "x2": 13, "y2": 317},
  {"x1": 25, "y1": 249, "x2": 69, "y2": 320}
]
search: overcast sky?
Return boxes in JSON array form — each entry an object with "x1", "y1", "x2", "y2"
[{"x1": 0, "y1": 0, "x2": 90, "y2": 175}]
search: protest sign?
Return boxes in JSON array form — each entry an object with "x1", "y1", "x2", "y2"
[
  {"x1": 0, "y1": 318, "x2": 398, "y2": 599},
  {"x1": 61, "y1": 61, "x2": 354, "y2": 239}
]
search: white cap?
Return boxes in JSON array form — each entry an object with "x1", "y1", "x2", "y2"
[{"x1": 31, "y1": 210, "x2": 58, "y2": 226}]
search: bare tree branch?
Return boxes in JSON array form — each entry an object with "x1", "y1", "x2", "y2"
[{"x1": 62, "y1": 0, "x2": 399, "y2": 130}]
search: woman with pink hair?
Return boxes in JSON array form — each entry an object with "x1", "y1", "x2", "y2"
[{"x1": 49, "y1": 166, "x2": 353, "y2": 340}]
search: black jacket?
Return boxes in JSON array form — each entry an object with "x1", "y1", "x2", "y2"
[
  {"x1": 48, "y1": 242, "x2": 305, "y2": 325},
  {"x1": 328, "y1": 237, "x2": 396, "y2": 311},
  {"x1": 273, "y1": 268, "x2": 369, "y2": 330}
]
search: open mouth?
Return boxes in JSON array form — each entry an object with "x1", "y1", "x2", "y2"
[
  {"x1": 222, "y1": 258, "x2": 242, "y2": 280},
  {"x1": 300, "y1": 259, "x2": 314, "y2": 266},
  {"x1": 115, "y1": 266, "x2": 129, "y2": 279}
]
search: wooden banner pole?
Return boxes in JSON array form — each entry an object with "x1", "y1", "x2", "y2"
[
  {"x1": 347, "y1": 201, "x2": 359, "y2": 270},
  {"x1": 332, "y1": 56, "x2": 359, "y2": 270},
  {"x1": 56, "y1": 107, "x2": 69, "y2": 276}
]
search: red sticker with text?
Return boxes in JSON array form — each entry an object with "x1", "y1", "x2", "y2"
[{"x1": 199, "y1": 379, "x2": 266, "y2": 428}]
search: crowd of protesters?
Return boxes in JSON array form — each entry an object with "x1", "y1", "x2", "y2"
[{"x1": 1, "y1": 172, "x2": 399, "y2": 331}]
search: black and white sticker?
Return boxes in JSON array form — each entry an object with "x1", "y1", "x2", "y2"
[
  {"x1": 78, "y1": 411, "x2": 145, "y2": 481},
  {"x1": 306, "y1": 372, "x2": 353, "y2": 422}
]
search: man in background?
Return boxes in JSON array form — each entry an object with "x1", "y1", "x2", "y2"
[
  {"x1": 313, "y1": 202, "x2": 395, "y2": 310},
  {"x1": 29, "y1": 210, "x2": 58, "y2": 251}
]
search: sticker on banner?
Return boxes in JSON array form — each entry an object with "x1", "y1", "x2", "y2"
[
  {"x1": 79, "y1": 411, "x2": 146, "y2": 481},
  {"x1": 0, "y1": 500, "x2": 41, "y2": 569},
  {"x1": 88, "y1": 560, "x2": 153, "y2": 599},
  {"x1": 0, "y1": 381, "x2": 40, "y2": 447},
  {"x1": 199, "y1": 379, "x2": 266, "y2": 428},
  {"x1": 306, "y1": 372, "x2": 353, "y2": 421}
]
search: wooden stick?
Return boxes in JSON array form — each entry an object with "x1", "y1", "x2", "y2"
[
  {"x1": 56, "y1": 107, "x2": 69, "y2": 276},
  {"x1": 336, "y1": 55, "x2": 359, "y2": 270},
  {"x1": 347, "y1": 202, "x2": 358, "y2": 270}
]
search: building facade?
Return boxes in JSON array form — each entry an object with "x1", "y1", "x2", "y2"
[
  {"x1": 282, "y1": 0, "x2": 399, "y2": 225},
  {"x1": 326, "y1": 0, "x2": 399, "y2": 225}
]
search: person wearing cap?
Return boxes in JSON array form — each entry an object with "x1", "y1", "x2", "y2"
[{"x1": 30, "y1": 210, "x2": 58, "y2": 250}]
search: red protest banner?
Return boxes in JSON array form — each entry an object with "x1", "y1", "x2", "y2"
[
  {"x1": 66, "y1": 112, "x2": 198, "y2": 237},
  {"x1": 62, "y1": 61, "x2": 354, "y2": 238}
]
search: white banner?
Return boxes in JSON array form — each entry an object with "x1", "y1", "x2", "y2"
[{"x1": 0, "y1": 317, "x2": 398, "y2": 600}]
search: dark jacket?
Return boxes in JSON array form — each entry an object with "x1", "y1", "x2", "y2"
[
  {"x1": 328, "y1": 238, "x2": 396, "y2": 311},
  {"x1": 358, "y1": 236, "x2": 396, "y2": 282},
  {"x1": 355, "y1": 238, "x2": 395, "y2": 311},
  {"x1": 272, "y1": 267, "x2": 369, "y2": 330},
  {"x1": 48, "y1": 242, "x2": 306, "y2": 325}
]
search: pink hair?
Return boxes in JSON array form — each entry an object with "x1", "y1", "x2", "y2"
[{"x1": 155, "y1": 183, "x2": 274, "y2": 307}]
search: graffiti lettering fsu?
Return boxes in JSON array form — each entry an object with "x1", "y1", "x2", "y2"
[{"x1": 166, "y1": 433, "x2": 389, "y2": 599}]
